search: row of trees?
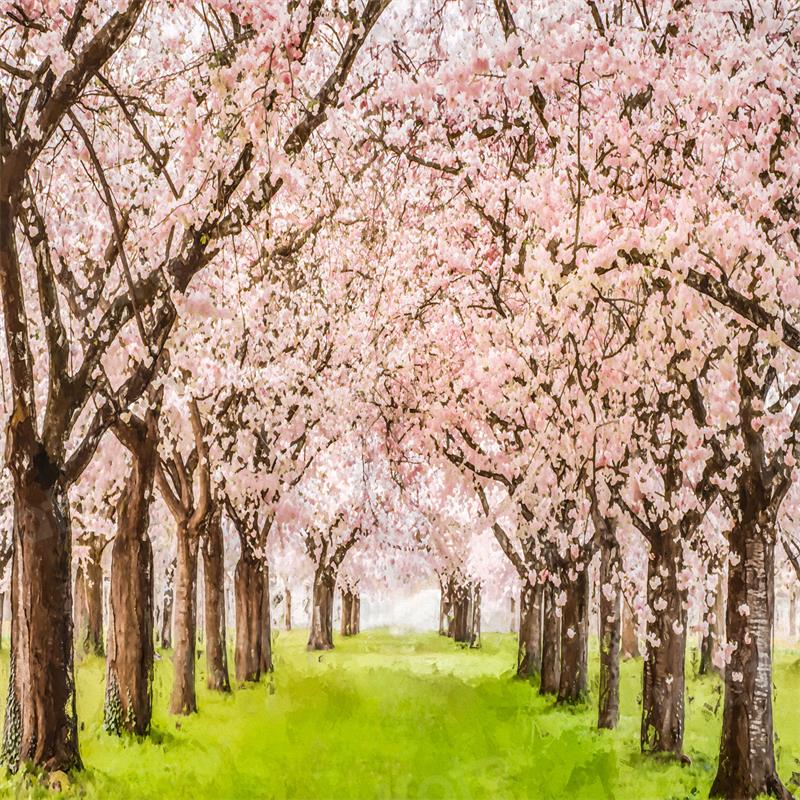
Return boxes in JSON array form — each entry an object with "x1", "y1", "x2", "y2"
[{"x1": 2, "y1": 1, "x2": 800, "y2": 799}]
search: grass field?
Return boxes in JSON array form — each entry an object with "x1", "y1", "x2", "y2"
[{"x1": 0, "y1": 629, "x2": 798, "y2": 799}]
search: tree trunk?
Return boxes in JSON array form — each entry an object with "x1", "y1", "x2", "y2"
[
  {"x1": 104, "y1": 415, "x2": 159, "y2": 736},
  {"x1": 74, "y1": 542, "x2": 104, "y2": 657},
  {"x1": 540, "y1": 583, "x2": 561, "y2": 695},
  {"x1": 284, "y1": 588, "x2": 292, "y2": 631},
  {"x1": 710, "y1": 515, "x2": 789, "y2": 799},
  {"x1": 470, "y1": 584, "x2": 481, "y2": 648},
  {"x1": 557, "y1": 568, "x2": 589, "y2": 705},
  {"x1": 2, "y1": 478, "x2": 80, "y2": 772},
  {"x1": 509, "y1": 593, "x2": 517, "y2": 634},
  {"x1": 234, "y1": 550, "x2": 263, "y2": 683},
  {"x1": 700, "y1": 575, "x2": 725, "y2": 677},
  {"x1": 308, "y1": 566, "x2": 335, "y2": 650},
  {"x1": 202, "y1": 508, "x2": 230, "y2": 693},
  {"x1": 341, "y1": 590, "x2": 354, "y2": 636},
  {"x1": 160, "y1": 558, "x2": 175, "y2": 649},
  {"x1": 622, "y1": 598, "x2": 640, "y2": 659},
  {"x1": 439, "y1": 575, "x2": 453, "y2": 636},
  {"x1": 598, "y1": 540, "x2": 621, "y2": 729},
  {"x1": 517, "y1": 582, "x2": 542, "y2": 678},
  {"x1": 259, "y1": 562, "x2": 273, "y2": 672},
  {"x1": 789, "y1": 584, "x2": 797, "y2": 640},
  {"x1": 641, "y1": 531, "x2": 687, "y2": 756},
  {"x1": 0, "y1": 592, "x2": 4, "y2": 649},
  {"x1": 170, "y1": 526, "x2": 199, "y2": 715}
]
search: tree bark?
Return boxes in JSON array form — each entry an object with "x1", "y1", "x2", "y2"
[
  {"x1": 284, "y1": 588, "x2": 292, "y2": 631},
  {"x1": 74, "y1": 540, "x2": 104, "y2": 657},
  {"x1": 540, "y1": 582, "x2": 561, "y2": 695},
  {"x1": 202, "y1": 507, "x2": 230, "y2": 693},
  {"x1": 160, "y1": 558, "x2": 175, "y2": 649},
  {"x1": 341, "y1": 590, "x2": 360, "y2": 636},
  {"x1": 259, "y1": 561, "x2": 273, "y2": 672},
  {"x1": 170, "y1": 526, "x2": 199, "y2": 715},
  {"x1": 2, "y1": 478, "x2": 80, "y2": 772},
  {"x1": 234, "y1": 549, "x2": 263, "y2": 683},
  {"x1": 557, "y1": 568, "x2": 589, "y2": 704},
  {"x1": 641, "y1": 530, "x2": 687, "y2": 756},
  {"x1": 789, "y1": 584, "x2": 797, "y2": 640},
  {"x1": 700, "y1": 575, "x2": 725, "y2": 677},
  {"x1": 439, "y1": 574, "x2": 454, "y2": 636},
  {"x1": 308, "y1": 566, "x2": 335, "y2": 650},
  {"x1": 517, "y1": 582, "x2": 542, "y2": 678},
  {"x1": 622, "y1": 597, "x2": 640, "y2": 659},
  {"x1": 710, "y1": 517, "x2": 789, "y2": 799},
  {"x1": 104, "y1": 410, "x2": 159, "y2": 736},
  {"x1": 598, "y1": 540, "x2": 621, "y2": 728}
]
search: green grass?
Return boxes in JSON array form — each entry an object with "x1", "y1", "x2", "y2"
[{"x1": 0, "y1": 630, "x2": 798, "y2": 799}]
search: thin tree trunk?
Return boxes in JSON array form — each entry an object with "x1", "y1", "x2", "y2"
[
  {"x1": 105, "y1": 410, "x2": 159, "y2": 736},
  {"x1": 259, "y1": 562, "x2": 273, "y2": 672},
  {"x1": 308, "y1": 566, "x2": 335, "y2": 650},
  {"x1": 598, "y1": 539, "x2": 621, "y2": 729},
  {"x1": 341, "y1": 591, "x2": 354, "y2": 636},
  {"x1": 789, "y1": 584, "x2": 797, "y2": 640},
  {"x1": 700, "y1": 575, "x2": 725, "y2": 677},
  {"x1": 509, "y1": 593, "x2": 517, "y2": 634},
  {"x1": 75, "y1": 541, "x2": 104, "y2": 657},
  {"x1": 517, "y1": 582, "x2": 542, "y2": 679},
  {"x1": 641, "y1": 531, "x2": 687, "y2": 756},
  {"x1": 438, "y1": 576, "x2": 452, "y2": 636},
  {"x1": 540, "y1": 583, "x2": 561, "y2": 695},
  {"x1": 170, "y1": 526, "x2": 199, "y2": 715},
  {"x1": 352, "y1": 594, "x2": 360, "y2": 634},
  {"x1": 284, "y1": 588, "x2": 292, "y2": 631},
  {"x1": 160, "y1": 558, "x2": 175, "y2": 649},
  {"x1": 0, "y1": 592, "x2": 4, "y2": 649},
  {"x1": 234, "y1": 550, "x2": 263, "y2": 682},
  {"x1": 622, "y1": 597, "x2": 640, "y2": 659},
  {"x1": 710, "y1": 518, "x2": 789, "y2": 799},
  {"x1": 470, "y1": 584, "x2": 481, "y2": 648},
  {"x1": 202, "y1": 507, "x2": 230, "y2": 693},
  {"x1": 2, "y1": 479, "x2": 80, "y2": 772},
  {"x1": 557, "y1": 568, "x2": 589, "y2": 705}
]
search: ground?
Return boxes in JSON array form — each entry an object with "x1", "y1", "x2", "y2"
[{"x1": 0, "y1": 630, "x2": 798, "y2": 799}]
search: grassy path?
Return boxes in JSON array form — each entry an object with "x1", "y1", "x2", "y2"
[{"x1": 0, "y1": 630, "x2": 798, "y2": 798}]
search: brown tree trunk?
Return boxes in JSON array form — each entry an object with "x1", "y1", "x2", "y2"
[
  {"x1": 641, "y1": 530, "x2": 687, "y2": 756},
  {"x1": 284, "y1": 588, "x2": 292, "y2": 631},
  {"x1": 2, "y1": 478, "x2": 80, "y2": 772},
  {"x1": 341, "y1": 591, "x2": 355, "y2": 636},
  {"x1": 540, "y1": 582, "x2": 561, "y2": 695},
  {"x1": 470, "y1": 584, "x2": 481, "y2": 648},
  {"x1": 789, "y1": 584, "x2": 797, "y2": 640},
  {"x1": 710, "y1": 516, "x2": 789, "y2": 799},
  {"x1": 598, "y1": 539, "x2": 621, "y2": 729},
  {"x1": 259, "y1": 562, "x2": 273, "y2": 672},
  {"x1": 74, "y1": 541, "x2": 104, "y2": 657},
  {"x1": 308, "y1": 566, "x2": 335, "y2": 650},
  {"x1": 622, "y1": 597, "x2": 640, "y2": 659},
  {"x1": 160, "y1": 558, "x2": 175, "y2": 649},
  {"x1": 353, "y1": 594, "x2": 361, "y2": 634},
  {"x1": 202, "y1": 507, "x2": 230, "y2": 693},
  {"x1": 557, "y1": 568, "x2": 589, "y2": 705},
  {"x1": 509, "y1": 593, "x2": 517, "y2": 634},
  {"x1": 699, "y1": 576, "x2": 725, "y2": 677},
  {"x1": 517, "y1": 582, "x2": 542, "y2": 678},
  {"x1": 234, "y1": 550, "x2": 263, "y2": 683},
  {"x1": 170, "y1": 526, "x2": 199, "y2": 715},
  {"x1": 104, "y1": 412, "x2": 159, "y2": 736}
]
